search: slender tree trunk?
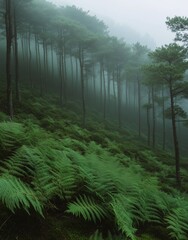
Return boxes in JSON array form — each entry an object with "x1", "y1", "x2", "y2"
[
  {"x1": 92, "y1": 64, "x2": 96, "y2": 101},
  {"x1": 13, "y1": 6, "x2": 20, "y2": 102},
  {"x1": 102, "y1": 63, "x2": 106, "y2": 122},
  {"x1": 137, "y1": 74, "x2": 141, "y2": 137},
  {"x1": 169, "y1": 82, "x2": 181, "y2": 187},
  {"x1": 151, "y1": 85, "x2": 156, "y2": 148},
  {"x1": 107, "y1": 70, "x2": 111, "y2": 110},
  {"x1": 134, "y1": 80, "x2": 137, "y2": 111},
  {"x1": 117, "y1": 67, "x2": 122, "y2": 129},
  {"x1": 162, "y1": 86, "x2": 166, "y2": 150},
  {"x1": 36, "y1": 37, "x2": 42, "y2": 96},
  {"x1": 70, "y1": 53, "x2": 74, "y2": 96},
  {"x1": 78, "y1": 47, "x2": 86, "y2": 127},
  {"x1": 147, "y1": 88, "x2": 151, "y2": 146},
  {"x1": 50, "y1": 42, "x2": 54, "y2": 83},
  {"x1": 99, "y1": 62, "x2": 103, "y2": 109},
  {"x1": 59, "y1": 54, "x2": 64, "y2": 106},
  {"x1": 63, "y1": 48, "x2": 67, "y2": 104},
  {"x1": 5, "y1": 0, "x2": 13, "y2": 119},
  {"x1": 28, "y1": 27, "x2": 32, "y2": 88},
  {"x1": 42, "y1": 39, "x2": 46, "y2": 93},
  {"x1": 112, "y1": 69, "x2": 117, "y2": 115},
  {"x1": 21, "y1": 34, "x2": 25, "y2": 64}
]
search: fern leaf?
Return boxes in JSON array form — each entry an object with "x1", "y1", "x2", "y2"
[
  {"x1": 111, "y1": 195, "x2": 137, "y2": 240},
  {"x1": 0, "y1": 175, "x2": 43, "y2": 216},
  {"x1": 166, "y1": 207, "x2": 188, "y2": 240},
  {"x1": 0, "y1": 122, "x2": 27, "y2": 158},
  {"x1": 66, "y1": 195, "x2": 107, "y2": 223}
]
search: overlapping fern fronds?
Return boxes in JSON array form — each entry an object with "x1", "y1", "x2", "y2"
[
  {"x1": 42, "y1": 147, "x2": 77, "y2": 200},
  {"x1": 0, "y1": 120, "x2": 188, "y2": 239},
  {"x1": 0, "y1": 122, "x2": 27, "y2": 158},
  {"x1": 111, "y1": 194, "x2": 137, "y2": 240},
  {"x1": 66, "y1": 195, "x2": 107, "y2": 223},
  {"x1": 165, "y1": 199, "x2": 188, "y2": 240},
  {"x1": 0, "y1": 174, "x2": 43, "y2": 215}
]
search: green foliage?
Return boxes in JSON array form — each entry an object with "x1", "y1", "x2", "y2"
[
  {"x1": 164, "y1": 105, "x2": 187, "y2": 119},
  {"x1": 165, "y1": 200, "x2": 188, "y2": 240},
  {"x1": 166, "y1": 16, "x2": 188, "y2": 45},
  {"x1": 0, "y1": 102, "x2": 187, "y2": 240},
  {"x1": 111, "y1": 195, "x2": 137, "y2": 240},
  {"x1": 0, "y1": 174, "x2": 43, "y2": 215},
  {"x1": 67, "y1": 195, "x2": 107, "y2": 223},
  {"x1": 0, "y1": 111, "x2": 9, "y2": 121},
  {"x1": 0, "y1": 122, "x2": 27, "y2": 159}
]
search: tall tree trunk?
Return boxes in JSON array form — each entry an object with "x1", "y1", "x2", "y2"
[
  {"x1": 70, "y1": 53, "x2": 74, "y2": 96},
  {"x1": 28, "y1": 27, "x2": 32, "y2": 88},
  {"x1": 63, "y1": 47, "x2": 67, "y2": 104},
  {"x1": 137, "y1": 74, "x2": 141, "y2": 137},
  {"x1": 99, "y1": 62, "x2": 103, "y2": 110},
  {"x1": 59, "y1": 54, "x2": 64, "y2": 106},
  {"x1": 78, "y1": 47, "x2": 86, "y2": 127},
  {"x1": 151, "y1": 85, "x2": 156, "y2": 148},
  {"x1": 112, "y1": 69, "x2": 117, "y2": 115},
  {"x1": 162, "y1": 86, "x2": 166, "y2": 150},
  {"x1": 5, "y1": 0, "x2": 13, "y2": 119},
  {"x1": 147, "y1": 88, "x2": 151, "y2": 146},
  {"x1": 102, "y1": 62, "x2": 106, "y2": 122},
  {"x1": 169, "y1": 82, "x2": 181, "y2": 187},
  {"x1": 117, "y1": 67, "x2": 122, "y2": 129},
  {"x1": 50, "y1": 42, "x2": 54, "y2": 83},
  {"x1": 36, "y1": 36, "x2": 42, "y2": 96},
  {"x1": 13, "y1": 6, "x2": 20, "y2": 102}
]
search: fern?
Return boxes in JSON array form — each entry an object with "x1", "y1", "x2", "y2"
[
  {"x1": 166, "y1": 206, "x2": 188, "y2": 240},
  {"x1": 0, "y1": 122, "x2": 27, "y2": 158},
  {"x1": 0, "y1": 146, "x2": 36, "y2": 178},
  {"x1": 66, "y1": 195, "x2": 107, "y2": 223},
  {"x1": 45, "y1": 148, "x2": 77, "y2": 200},
  {"x1": 0, "y1": 174, "x2": 43, "y2": 216},
  {"x1": 111, "y1": 194, "x2": 137, "y2": 240}
]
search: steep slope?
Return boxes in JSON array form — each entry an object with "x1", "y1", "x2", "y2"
[{"x1": 0, "y1": 93, "x2": 187, "y2": 240}]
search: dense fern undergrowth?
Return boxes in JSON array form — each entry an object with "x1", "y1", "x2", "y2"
[{"x1": 0, "y1": 93, "x2": 188, "y2": 240}]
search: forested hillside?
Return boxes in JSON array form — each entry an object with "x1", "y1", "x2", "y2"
[{"x1": 0, "y1": 0, "x2": 188, "y2": 239}]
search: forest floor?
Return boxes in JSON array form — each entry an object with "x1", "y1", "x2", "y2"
[{"x1": 0, "y1": 92, "x2": 187, "y2": 240}]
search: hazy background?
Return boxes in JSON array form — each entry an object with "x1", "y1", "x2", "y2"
[{"x1": 47, "y1": 0, "x2": 188, "y2": 48}]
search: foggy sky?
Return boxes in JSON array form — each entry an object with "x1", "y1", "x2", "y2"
[{"x1": 47, "y1": 0, "x2": 188, "y2": 47}]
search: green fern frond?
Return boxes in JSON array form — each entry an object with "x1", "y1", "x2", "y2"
[
  {"x1": 131, "y1": 189, "x2": 162, "y2": 224},
  {"x1": 66, "y1": 195, "x2": 107, "y2": 223},
  {"x1": 166, "y1": 207, "x2": 188, "y2": 240},
  {"x1": 0, "y1": 122, "x2": 27, "y2": 158},
  {"x1": 111, "y1": 195, "x2": 137, "y2": 240},
  {"x1": 0, "y1": 146, "x2": 36, "y2": 178},
  {"x1": 42, "y1": 148, "x2": 77, "y2": 199},
  {"x1": 0, "y1": 174, "x2": 43, "y2": 216}
]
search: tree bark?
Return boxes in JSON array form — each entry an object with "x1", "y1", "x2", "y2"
[
  {"x1": 5, "y1": 0, "x2": 13, "y2": 119},
  {"x1": 78, "y1": 47, "x2": 86, "y2": 127},
  {"x1": 151, "y1": 85, "x2": 156, "y2": 148},
  {"x1": 137, "y1": 74, "x2": 141, "y2": 137},
  {"x1": 169, "y1": 81, "x2": 181, "y2": 187},
  {"x1": 13, "y1": 6, "x2": 20, "y2": 102}
]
